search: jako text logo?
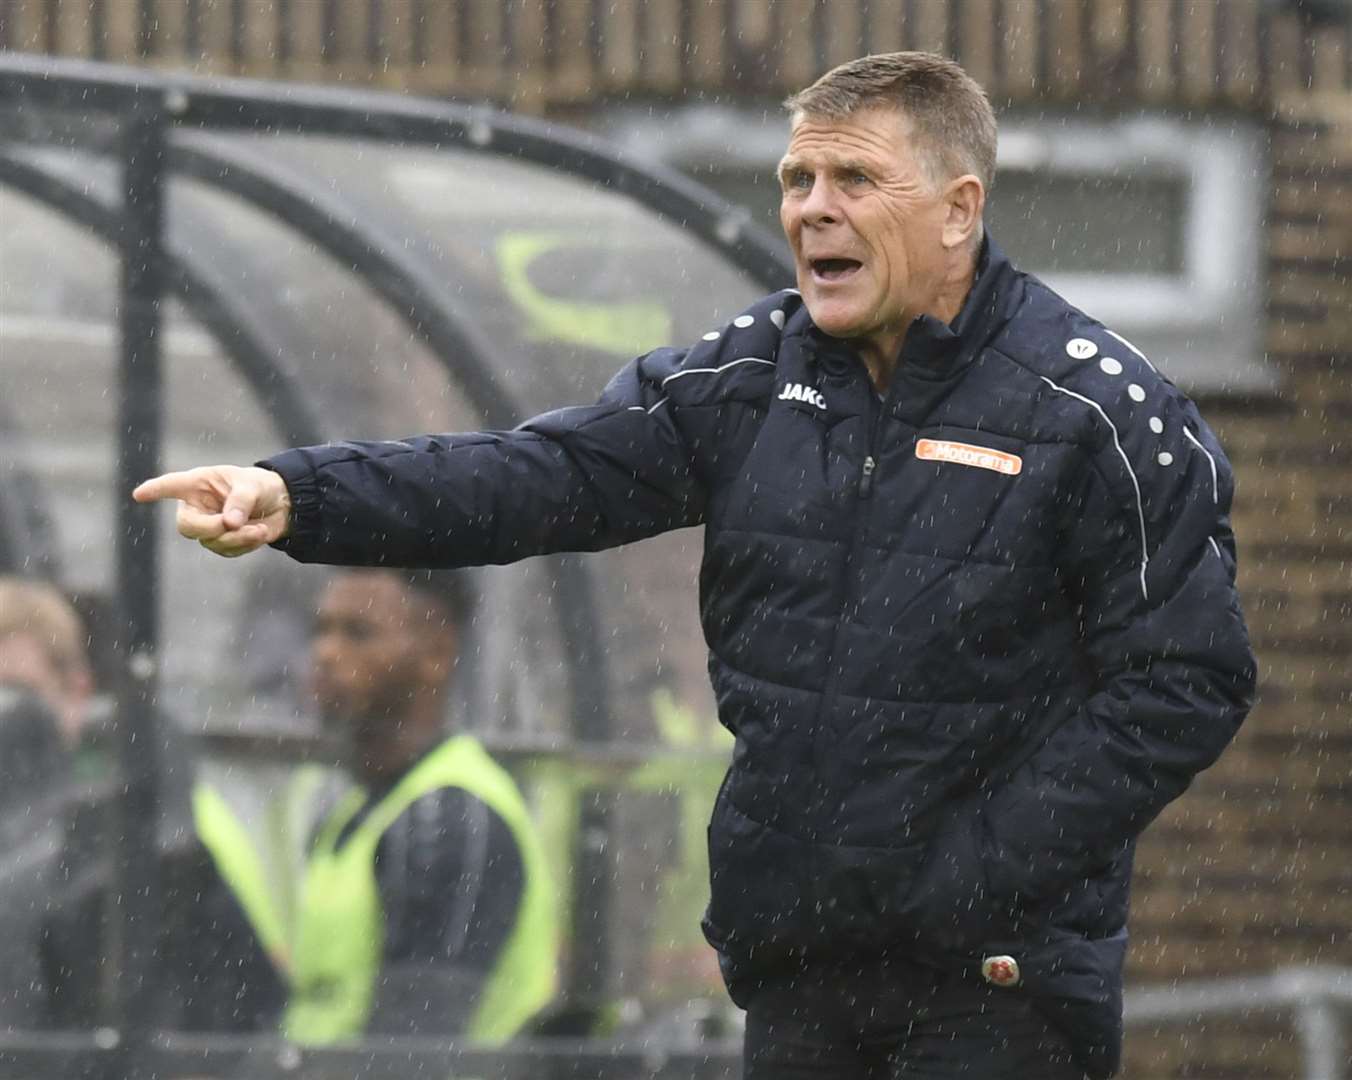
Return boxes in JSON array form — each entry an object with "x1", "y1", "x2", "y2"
[{"x1": 778, "y1": 383, "x2": 826, "y2": 409}]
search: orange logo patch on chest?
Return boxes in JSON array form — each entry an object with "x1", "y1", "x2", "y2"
[{"x1": 915, "y1": 438, "x2": 1023, "y2": 476}]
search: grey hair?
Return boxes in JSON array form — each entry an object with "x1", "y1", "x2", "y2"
[{"x1": 784, "y1": 51, "x2": 997, "y2": 194}]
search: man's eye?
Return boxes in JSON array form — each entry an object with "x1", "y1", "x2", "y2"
[
  {"x1": 848, "y1": 172, "x2": 871, "y2": 186},
  {"x1": 785, "y1": 171, "x2": 811, "y2": 191}
]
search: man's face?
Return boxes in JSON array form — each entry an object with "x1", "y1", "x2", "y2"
[
  {"x1": 779, "y1": 107, "x2": 953, "y2": 351},
  {"x1": 309, "y1": 573, "x2": 441, "y2": 733}
]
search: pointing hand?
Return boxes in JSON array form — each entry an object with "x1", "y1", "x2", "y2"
[{"x1": 132, "y1": 465, "x2": 292, "y2": 558}]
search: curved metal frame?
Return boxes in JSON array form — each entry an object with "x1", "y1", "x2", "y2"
[
  {"x1": 0, "y1": 51, "x2": 797, "y2": 1078},
  {"x1": 0, "y1": 52, "x2": 794, "y2": 292},
  {"x1": 0, "y1": 150, "x2": 330, "y2": 448},
  {"x1": 169, "y1": 135, "x2": 523, "y2": 429}
]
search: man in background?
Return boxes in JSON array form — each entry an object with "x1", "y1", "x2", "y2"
[
  {"x1": 0, "y1": 575, "x2": 94, "y2": 753},
  {"x1": 190, "y1": 567, "x2": 558, "y2": 1041},
  {"x1": 0, "y1": 576, "x2": 199, "y2": 1030},
  {"x1": 0, "y1": 577, "x2": 87, "y2": 1028}
]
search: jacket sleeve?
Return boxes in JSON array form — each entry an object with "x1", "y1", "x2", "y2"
[
  {"x1": 908, "y1": 382, "x2": 1257, "y2": 950},
  {"x1": 262, "y1": 349, "x2": 707, "y2": 568}
]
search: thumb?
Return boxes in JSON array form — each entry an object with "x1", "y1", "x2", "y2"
[{"x1": 220, "y1": 474, "x2": 260, "y2": 530}]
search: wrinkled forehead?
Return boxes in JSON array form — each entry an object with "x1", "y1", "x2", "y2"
[{"x1": 781, "y1": 106, "x2": 922, "y2": 167}]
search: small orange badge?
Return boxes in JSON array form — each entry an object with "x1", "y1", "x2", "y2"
[{"x1": 916, "y1": 438, "x2": 1023, "y2": 476}]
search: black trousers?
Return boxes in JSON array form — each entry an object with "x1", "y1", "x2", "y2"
[{"x1": 741, "y1": 956, "x2": 1087, "y2": 1080}]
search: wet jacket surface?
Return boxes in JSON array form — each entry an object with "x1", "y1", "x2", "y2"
[{"x1": 265, "y1": 239, "x2": 1256, "y2": 1077}]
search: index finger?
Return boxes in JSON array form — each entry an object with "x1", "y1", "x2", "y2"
[{"x1": 132, "y1": 470, "x2": 201, "y2": 504}]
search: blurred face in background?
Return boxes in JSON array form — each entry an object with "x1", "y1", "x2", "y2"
[
  {"x1": 0, "y1": 630, "x2": 91, "y2": 746},
  {"x1": 309, "y1": 572, "x2": 455, "y2": 737}
]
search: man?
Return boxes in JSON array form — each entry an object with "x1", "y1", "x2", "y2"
[
  {"x1": 0, "y1": 578, "x2": 86, "y2": 1028},
  {"x1": 0, "y1": 578, "x2": 206, "y2": 1030},
  {"x1": 0, "y1": 576, "x2": 95, "y2": 752},
  {"x1": 136, "y1": 52, "x2": 1255, "y2": 1078},
  {"x1": 189, "y1": 567, "x2": 559, "y2": 1041}
]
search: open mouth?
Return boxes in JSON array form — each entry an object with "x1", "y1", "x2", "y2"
[{"x1": 810, "y1": 258, "x2": 863, "y2": 282}]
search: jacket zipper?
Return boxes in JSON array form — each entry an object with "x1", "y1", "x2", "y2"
[
  {"x1": 859, "y1": 454, "x2": 877, "y2": 499},
  {"x1": 806, "y1": 381, "x2": 885, "y2": 868}
]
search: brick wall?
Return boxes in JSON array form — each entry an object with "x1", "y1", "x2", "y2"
[
  {"x1": 1121, "y1": 88, "x2": 1352, "y2": 1078},
  {"x1": 3, "y1": 0, "x2": 1349, "y2": 111},
  {"x1": 6, "y1": 1, "x2": 1351, "y2": 1075}
]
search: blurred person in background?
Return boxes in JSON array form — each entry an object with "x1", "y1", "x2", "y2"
[
  {"x1": 188, "y1": 567, "x2": 559, "y2": 1041},
  {"x1": 0, "y1": 575, "x2": 95, "y2": 754},
  {"x1": 0, "y1": 579, "x2": 137, "y2": 785},
  {"x1": 0, "y1": 577, "x2": 84, "y2": 1028},
  {"x1": 0, "y1": 576, "x2": 198, "y2": 1030},
  {"x1": 136, "y1": 51, "x2": 1255, "y2": 1080}
]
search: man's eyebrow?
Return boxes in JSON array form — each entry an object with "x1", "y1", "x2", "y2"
[
  {"x1": 835, "y1": 158, "x2": 873, "y2": 175},
  {"x1": 777, "y1": 155, "x2": 874, "y2": 177}
]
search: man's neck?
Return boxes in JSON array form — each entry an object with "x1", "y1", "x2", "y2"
[
  {"x1": 352, "y1": 701, "x2": 447, "y2": 788},
  {"x1": 856, "y1": 255, "x2": 979, "y2": 394}
]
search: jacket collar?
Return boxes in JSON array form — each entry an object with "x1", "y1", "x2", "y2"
[
  {"x1": 897, "y1": 234, "x2": 1020, "y2": 378},
  {"x1": 797, "y1": 233, "x2": 1022, "y2": 383}
]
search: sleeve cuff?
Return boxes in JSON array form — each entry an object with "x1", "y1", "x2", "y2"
[{"x1": 257, "y1": 450, "x2": 322, "y2": 556}]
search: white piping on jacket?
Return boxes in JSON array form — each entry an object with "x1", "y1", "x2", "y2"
[
  {"x1": 639, "y1": 356, "x2": 777, "y2": 416},
  {"x1": 1039, "y1": 375, "x2": 1151, "y2": 601},
  {"x1": 1105, "y1": 329, "x2": 1159, "y2": 374},
  {"x1": 660, "y1": 355, "x2": 776, "y2": 388},
  {"x1": 1182, "y1": 427, "x2": 1219, "y2": 504}
]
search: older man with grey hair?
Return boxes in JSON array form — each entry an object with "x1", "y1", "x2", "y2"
[{"x1": 136, "y1": 52, "x2": 1254, "y2": 1079}]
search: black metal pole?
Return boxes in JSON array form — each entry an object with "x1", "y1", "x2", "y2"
[{"x1": 110, "y1": 91, "x2": 168, "y2": 1080}]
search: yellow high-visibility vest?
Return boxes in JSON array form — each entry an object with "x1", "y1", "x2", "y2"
[{"x1": 193, "y1": 734, "x2": 559, "y2": 1044}]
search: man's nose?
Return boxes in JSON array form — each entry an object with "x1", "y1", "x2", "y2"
[
  {"x1": 311, "y1": 634, "x2": 341, "y2": 667},
  {"x1": 800, "y1": 178, "x2": 840, "y2": 225}
]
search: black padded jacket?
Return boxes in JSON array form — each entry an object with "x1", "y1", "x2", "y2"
[{"x1": 265, "y1": 238, "x2": 1256, "y2": 1078}]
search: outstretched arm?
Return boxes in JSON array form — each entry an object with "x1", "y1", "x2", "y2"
[{"x1": 133, "y1": 347, "x2": 712, "y2": 567}]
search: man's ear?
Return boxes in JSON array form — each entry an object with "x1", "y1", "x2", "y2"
[
  {"x1": 942, "y1": 175, "x2": 985, "y2": 252},
  {"x1": 417, "y1": 624, "x2": 459, "y2": 689}
]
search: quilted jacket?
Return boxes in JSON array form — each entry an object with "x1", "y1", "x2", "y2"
[{"x1": 265, "y1": 238, "x2": 1256, "y2": 1077}]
